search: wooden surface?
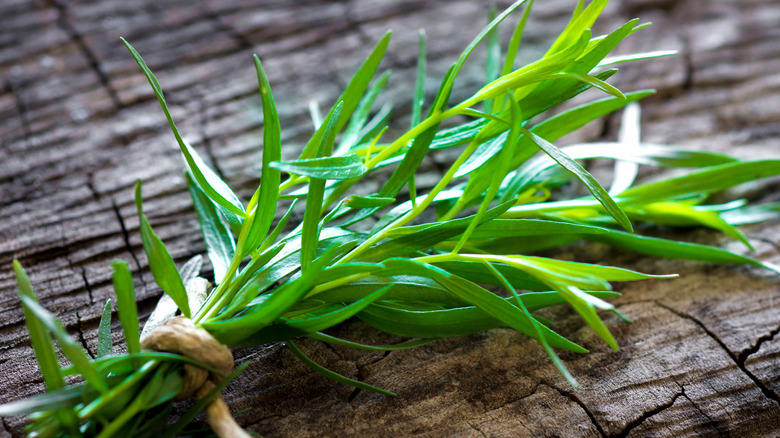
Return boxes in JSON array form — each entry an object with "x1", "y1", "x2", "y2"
[{"x1": 2, "y1": 0, "x2": 780, "y2": 436}]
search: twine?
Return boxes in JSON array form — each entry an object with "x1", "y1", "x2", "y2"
[{"x1": 141, "y1": 316, "x2": 250, "y2": 438}]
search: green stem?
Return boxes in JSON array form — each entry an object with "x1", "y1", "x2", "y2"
[
  {"x1": 194, "y1": 257, "x2": 241, "y2": 323},
  {"x1": 337, "y1": 140, "x2": 481, "y2": 265}
]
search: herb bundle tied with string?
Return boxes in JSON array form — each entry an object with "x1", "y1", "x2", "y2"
[{"x1": 3, "y1": 0, "x2": 780, "y2": 436}]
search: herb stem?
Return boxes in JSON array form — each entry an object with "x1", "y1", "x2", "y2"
[
  {"x1": 337, "y1": 140, "x2": 481, "y2": 265},
  {"x1": 195, "y1": 257, "x2": 242, "y2": 323}
]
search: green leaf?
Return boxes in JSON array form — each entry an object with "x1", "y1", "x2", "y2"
[
  {"x1": 361, "y1": 200, "x2": 514, "y2": 262},
  {"x1": 344, "y1": 195, "x2": 396, "y2": 209},
  {"x1": 598, "y1": 50, "x2": 677, "y2": 66},
  {"x1": 97, "y1": 299, "x2": 114, "y2": 358},
  {"x1": 380, "y1": 259, "x2": 587, "y2": 352},
  {"x1": 546, "y1": 0, "x2": 607, "y2": 55},
  {"x1": 309, "y1": 332, "x2": 436, "y2": 351},
  {"x1": 484, "y1": 6, "x2": 501, "y2": 112},
  {"x1": 286, "y1": 340, "x2": 395, "y2": 396},
  {"x1": 248, "y1": 55, "x2": 283, "y2": 251},
  {"x1": 19, "y1": 295, "x2": 108, "y2": 393},
  {"x1": 338, "y1": 70, "x2": 391, "y2": 154},
  {"x1": 0, "y1": 385, "x2": 85, "y2": 416},
  {"x1": 464, "y1": 218, "x2": 607, "y2": 240},
  {"x1": 582, "y1": 224, "x2": 768, "y2": 268},
  {"x1": 519, "y1": 127, "x2": 633, "y2": 232},
  {"x1": 135, "y1": 181, "x2": 191, "y2": 318},
  {"x1": 411, "y1": 31, "x2": 427, "y2": 127},
  {"x1": 492, "y1": 0, "x2": 534, "y2": 113},
  {"x1": 121, "y1": 38, "x2": 246, "y2": 220},
  {"x1": 13, "y1": 263, "x2": 80, "y2": 433},
  {"x1": 111, "y1": 260, "x2": 141, "y2": 355},
  {"x1": 300, "y1": 103, "x2": 343, "y2": 273},
  {"x1": 271, "y1": 153, "x2": 368, "y2": 180},
  {"x1": 619, "y1": 160, "x2": 780, "y2": 203},
  {"x1": 472, "y1": 29, "x2": 591, "y2": 103},
  {"x1": 435, "y1": 0, "x2": 532, "y2": 110},
  {"x1": 300, "y1": 32, "x2": 392, "y2": 159},
  {"x1": 187, "y1": 173, "x2": 235, "y2": 284},
  {"x1": 237, "y1": 284, "x2": 393, "y2": 346}
]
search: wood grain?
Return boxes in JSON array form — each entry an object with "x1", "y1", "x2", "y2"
[{"x1": 1, "y1": 0, "x2": 779, "y2": 436}]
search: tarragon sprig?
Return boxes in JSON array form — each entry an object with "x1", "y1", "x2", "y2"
[{"x1": 3, "y1": 0, "x2": 780, "y2": 436}]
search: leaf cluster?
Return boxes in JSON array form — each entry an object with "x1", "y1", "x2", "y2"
[{"x1": 4, "y1": 1, "x2": 780, "y2": 436}]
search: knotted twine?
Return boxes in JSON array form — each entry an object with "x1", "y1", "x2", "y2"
[{"x1": 141, "y1": 316, "x2": 250, "y2": 438}]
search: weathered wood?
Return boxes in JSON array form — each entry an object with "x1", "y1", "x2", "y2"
[{"x1": 1, "y1": 0, "x2": 779, "y2": 436}]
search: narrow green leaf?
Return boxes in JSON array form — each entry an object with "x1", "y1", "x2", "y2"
[
  {"x1": 187, "y1": 173, "x2": 235, "y2": 284},
  {"x1": 338, "y1": 70, "x2": 391, "y2": 154},
  {"x1": 344, "y1": 195, "x2": 396, "y2": 209},
  {"x1": 238, "y1": 284, "x2": 393, "y2": 345},
  {"x1": 19, "y1": 295, "x2": 108, "y2": 393},
  {"x1": 555, "y1": 72, "x2": 626, "y2": 99},
  {"x1": 598, "y1": 50, "x2": 677, "y2": 66},
  {"x1": 111, "y1": 260, "x2": 141, "y2": 355},
  {"x1": 287, "y1": 340, "x2": 395, "y2": 396},
  {"x1": 619, "y1": 160, "x2": 780, "y2": 203},
  {"x1": 300, "y1": 32, "x2": 392, "y2": 159},
  {"x1": 435, "y1": 0, "x2": 531, "y2": 110},
  {"x1": 379, "y1": 259, "x2": 587, "y2": 352},
  {"x1": 97, "y1": 299, "x2": 113, "y2": 358},
  {"x1": 362, "y1": 200, "x2": 514, "y2": 262},
  {"x1": 411, "y1": 30, "x2": 427, "y2": 127},
  {"x1": 583, "y1": 224, "x2": 767, "y2": 268},
  {"x1": 135, "y1": 181, "x2": 191, "y2": 318},
  {"x1": 121, "y1": 38, "x2": 246, "y2": 220},
  {"x1": 519, "y1": 128, "x2": 633, "y2": 232},
  {"x1": 492, "y1": 0, "x2": 534, "y2": 113},
  {"x1": 546, "y1": 0, "x2": 607, "y2": 55},
  {"x1": 248, "y1": 55, "x2": 283, "y2": 252},
  {"x1": 0, "y1": 385, "x2": 85, "y2": 416},
  {"x1": 300, "y1": 103, "x2": 342, "y2": 272},
  {"x1": 309, "y1": 332, "x2": 435, "y2": 351},
  {"x1": 14, "y1": 261, "x2": 67, "y2": 392},
  {"x1": 484, "y1": 6, "x2": 501, "y2": 113},
  {"x1": 13, "y1": 262, "x2": 79, "y2": 431},
  {"x1": 271, "y1": 153, "x2": 368, "y2": 180}
]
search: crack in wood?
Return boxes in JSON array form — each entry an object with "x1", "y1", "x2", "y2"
[
  {"x1": 466, "y1": 420, "x2": 488, "y2": 438},
  {"x1": 656, "y1": 301, "x2": 780, "y2": 407},
  {"x1": 678, "y1": 383, "x2": 725, "y2": 437},
  {"x1": 347, "y1": 348, "x2": 391, "y2": 403},
  {"x1": 545, "y1": 383, "x2": 607, "y2": 437},
  {"x1": 739, "y1": 322, "x2": 780, "y2": 363},
  {"x1": 80, "y1": 268, "x2": 95, "y2": 305},
  {"x1": 74, "y1": 311, "x2": 95, "y2": 359},
  {"x1": 46, "y1": 0, "x2": 122, "y2": 110},
  {"x1": 612, "y1": 390, "x2": 684, "y2": 438}
]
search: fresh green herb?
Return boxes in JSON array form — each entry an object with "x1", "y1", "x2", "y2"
[{"x1": 5, "y1": 1, "x2": 779, "y2": 436}]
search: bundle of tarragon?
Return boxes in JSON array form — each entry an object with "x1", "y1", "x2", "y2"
[{"x1": 3, "y1": 0, "x2": 780, "y2": 436}]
